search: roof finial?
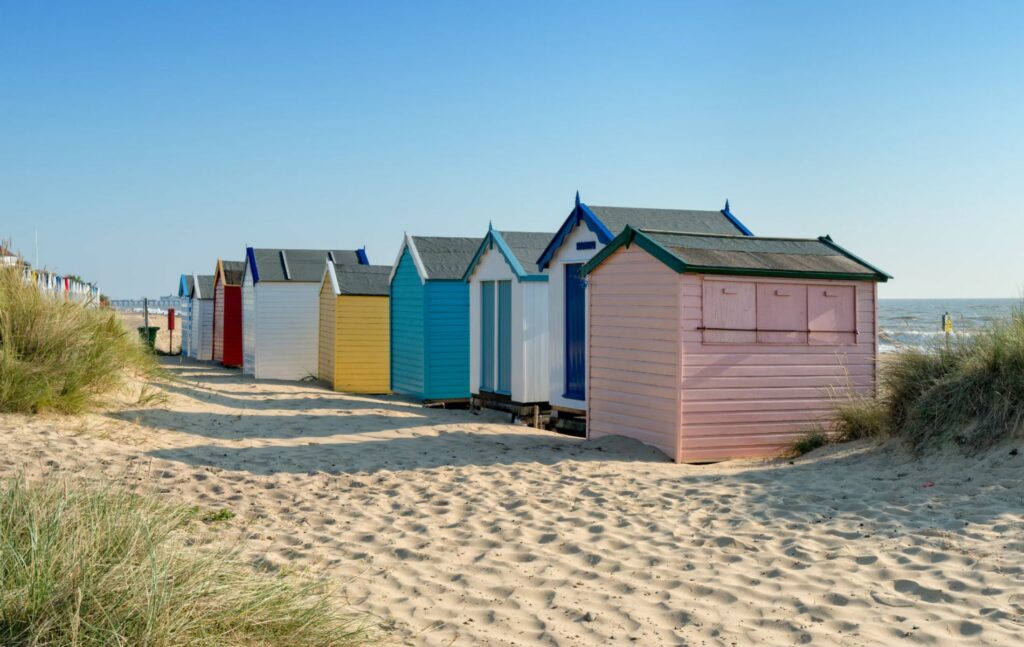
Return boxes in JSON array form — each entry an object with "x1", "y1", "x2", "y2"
[
  {"x1": 575, "y1": 190, "x2": 580, "y2": 207},
  {"x1": 724, "y1": 199, "x2": 730, "y2": 212},
  {"x1": 488, "y1": 220, "x2": 493, "y2": 232}
]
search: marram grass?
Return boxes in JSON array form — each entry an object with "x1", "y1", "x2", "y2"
[
  {"x1": 0, "y1": 475, "x2": 373, "y2": 646},
  {"x1": 0, "y1": 264, "x2": 156, "y2": 413},
  {"x1": 827, "y1": 307, "x2": 1024, "y2": 452}
]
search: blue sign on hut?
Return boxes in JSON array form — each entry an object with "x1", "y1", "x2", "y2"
[
  {"x1": 388, "y1": 234, "x2": 482, "y2": 402},
  {"x1": 535, "y1": 193, "x2": 752, "y2": 428},
  {"x1": 177, "y1": 274, "x2": 195, "y2": 358}
]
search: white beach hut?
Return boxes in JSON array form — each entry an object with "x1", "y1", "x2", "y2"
[
  {"x1": 534, "y1": 194, "x2": 753, "y2": 427},
  {"x1": 463, "y1": 225, "x2": 554, "y2": 419},
  {"x1": 189, "y1": 274, "x2": 214, "y2": 361},
  {"x1": 241, "y1": 247, "x2": 367, "y2": 380}
]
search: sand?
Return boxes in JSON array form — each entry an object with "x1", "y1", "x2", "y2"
[
  {"x1": 117, "y1": 311, "x2": 182, "y2": 354},
  {"x1": 1, "y1": 359, "x2": 1022, "y2": 646}
]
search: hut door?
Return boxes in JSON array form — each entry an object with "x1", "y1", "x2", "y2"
[
  {"x1": 497, "y1": 281, "x2": 512, "y2": 394},
  {"x1": 481, "y1": 282, "x2": 495, "y2": 391},
  {"x1": 564, "y1": 263, "x2": 586, "y2": 400}
]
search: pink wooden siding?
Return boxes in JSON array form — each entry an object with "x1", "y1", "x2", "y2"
[
  {"x1": 587, "y1": 246, "x2": 680, "y2": 459},
  {"x1": 680, "y1": 275, "x2": 877, "y2": 462}
]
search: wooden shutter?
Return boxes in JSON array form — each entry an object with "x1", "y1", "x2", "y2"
[
  {"x1": 702, "y1": 281, "x2": 756, "y2": 343},
  {"x1": 756, "y1": 284, "x2": 808, "y2": 343},
  {"x1": 808, "y1": 285, "x2": 857, "y2": 344}
]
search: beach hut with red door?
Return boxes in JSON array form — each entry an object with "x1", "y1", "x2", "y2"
[
  {"x1": 212, "y1": 259, "x2": 245, "y2": 367},
  {"x1": 581, "y1": 226, "x2": 891, "y2": 462}
]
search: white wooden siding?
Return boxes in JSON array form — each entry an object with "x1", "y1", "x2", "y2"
[
  {"x1": 467, "y1": 244, "x2": 549, "y2": 404},
  {"x1": 242, "y1": 268, "x2": 256, "y2": 375},
  {"x1": 252, "y1": 282, "x2": 322, "y2": 381}
]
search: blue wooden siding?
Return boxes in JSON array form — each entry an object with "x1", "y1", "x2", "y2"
[
  {"x1": 481, "y1": 281, "x2": 495, "y2": 391},
  {"x1": 497, "y1": 280, "x2": 512, "y2": 394},
  {"x1": 424, "y1": 281, "x2": 470, "y2": 400},
  {"x1": 390, "y1": 249, "x2": 425, "y2": 397}
]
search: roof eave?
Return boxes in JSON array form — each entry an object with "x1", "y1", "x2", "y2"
[
  {"x1": 536, "y1": 200, "x2": 614, "y2": 272},
  {"x1": 817, "y1": 236, "x2": 893, "y2": 281}
]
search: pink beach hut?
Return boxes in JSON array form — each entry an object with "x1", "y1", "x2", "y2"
[{"x1": 580, "y1": 226, "x2": 891, "y2": 462}]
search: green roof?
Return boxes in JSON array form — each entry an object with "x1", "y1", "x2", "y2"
[{"x1": 581, "y1": 227, "x2": 891, "y2": 282}]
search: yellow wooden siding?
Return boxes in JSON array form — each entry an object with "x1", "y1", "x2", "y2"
[
  {"x1": 333, "y1": 295, "x2": 390, "y2": 393},
  {"x1": 318, "y1": 277, "x2": 336, "y2": 385}
]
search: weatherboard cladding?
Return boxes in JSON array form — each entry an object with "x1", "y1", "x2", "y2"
[
  {"x1": 390, "y1": 249, "x2": 426, "y2": 397},
  {"x1": 251, "y1": 249, "x2": 362, "y2": 283},
  {"x1": 390, "y1": 245, "x2": 472, "y2": 401},
  {"x1": 411, "y1": 236, "x2": 482, "y2": 280}
]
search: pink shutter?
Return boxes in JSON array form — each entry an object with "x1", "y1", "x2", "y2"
[
  {"x1": 703, "y1": 281, "x2": 756, "y2": 343},
  {"x1": 808, "y1": 285, "x2": 856, "y2": 344},
  {"x1": 756, "y1": 283, "x2": 808, "y2": 343}
]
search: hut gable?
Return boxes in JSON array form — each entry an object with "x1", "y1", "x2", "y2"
[
  {"x1": 191, "y1": 274, "x2": 214, "y2": 299},
  {"x1": 389, "y1": 234, "x2": 482, "y2": 284},
  {"x1": 246, "y1": 248, "x2": 366, "y2": 284},
  {"x1": 463, "y1": 227, "x2": 553, "y2": 282},
  {"x1": 217, "y1": 260, "x2": 245, "y2": 287},
  {"x1": 178, "y1": 274, "x2": 195, "y2": 298},
  {"x1": 537, "y1": 194, "x2": 752, "y2": 271}
]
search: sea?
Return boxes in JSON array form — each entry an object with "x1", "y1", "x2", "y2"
[{"x1": 878, "y1": 299, "x2": 1019, "y2": 353}]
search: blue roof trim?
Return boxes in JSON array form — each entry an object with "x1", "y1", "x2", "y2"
[
  {"x1": 536, "y1": 198, "x2": 615, "y2": 271},
  {"x1": 463, "y1": 227, "x2": 549, "y2": 282},
  {"x1": 721, "y1": 201, "x2": 753, "y2": 236},
  {"x1": 177, "y1": 274, "x2": 189, "y2": 297},
  {"x1": 357, "y1": 247, "x2": 369, "y2": 265},
  {"x1": 245, "y1": 247, "x2": 260, "y2": 283}
]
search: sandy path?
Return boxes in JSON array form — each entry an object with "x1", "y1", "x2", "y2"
[{"x1": 2, "y1": 359, "x2": 1022, "y2": 646}]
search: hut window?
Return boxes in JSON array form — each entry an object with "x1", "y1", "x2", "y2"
[{"x1": 702, "y1": 281, "x2": 756, "y2": 343}]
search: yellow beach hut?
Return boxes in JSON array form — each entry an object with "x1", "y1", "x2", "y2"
[{"x1": 318, "y1": 261, "x2": 392, "y2": 393}]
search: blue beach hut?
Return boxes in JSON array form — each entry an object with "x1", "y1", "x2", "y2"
[{"x1": 388, "y1": 234, "x2": 482, "y2": 402}]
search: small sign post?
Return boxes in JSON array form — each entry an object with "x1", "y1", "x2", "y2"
[
  {"x1": 942, "y1": 312, "x2": 953, "y2": 349},
  {"x1": 168, "y1": 307, "x2": 175, "y2": 358}
]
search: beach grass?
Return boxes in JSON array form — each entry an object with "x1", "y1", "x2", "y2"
[
  {"x1": 0, "y1": 264, "x2": 156, "y2": 413},
  {"x1": 0, "y1": 474, "x2": 373, "y2": 647},
  {"x1": 832, "y1": 308, "x2": 1024, "y2": 451}
]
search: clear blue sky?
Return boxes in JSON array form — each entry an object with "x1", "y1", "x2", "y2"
[{"x1": 2, "y1": 1, "x2": 1021, "y2": 298}]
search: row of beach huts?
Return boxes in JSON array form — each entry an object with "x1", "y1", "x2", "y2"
[
  {"x1": 2, "y1": 244, "x2": 102, "y2": 302},
  {"x1": 175, "y1": 195, "x2": 890, "y2": 462}
]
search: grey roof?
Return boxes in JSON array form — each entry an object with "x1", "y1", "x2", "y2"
[
  {"x1": 500, "y1": 231, "x2": 556, "y2": 275},
  {"x1": 410, "y1": 236, "x2": 482, "y2": 280},
  {"x1": 589, "y1": 205, "x2": 746, "y2": 236},
  {"x1": 193, "y1": 275, "x2": 214, "y2": 299},
  {"x1": 252, "y1": 248, "x2": 361, "y2": 283},
  {"x1": 332, "y1": 264, "x2": 391, "y2": 296},
  {"x1": 641, "y1": 230, "x2": 888, "y2": 278},
  {"x1": 221, "y1": 261, "x2": 245, "y2": 286}
]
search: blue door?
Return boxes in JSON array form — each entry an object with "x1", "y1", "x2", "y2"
[
  {"x1": 564, "y1": 263, "x2": 586, "y2": 400},
  {"x1": 480, "y1": 281, "x2": 495, "y2": 391},
  {"x1": 497, "y1": 280, "x2": 512, "y2": 394}
]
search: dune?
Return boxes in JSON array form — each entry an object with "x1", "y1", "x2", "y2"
[{"x1": 1, "y1": 359, "x2": 1021, "y2": 646}]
